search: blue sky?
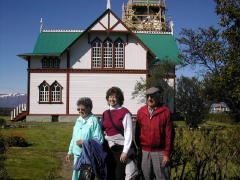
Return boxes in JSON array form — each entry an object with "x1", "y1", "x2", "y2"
[{"x1": 0, "y1": 0, "x2": 219, "y2": 93}]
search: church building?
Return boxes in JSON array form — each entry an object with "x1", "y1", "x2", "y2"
[{"x1": 12, "y1": 0, "x2": 180, "y2": 122}]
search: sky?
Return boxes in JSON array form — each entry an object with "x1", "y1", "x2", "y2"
[{"x1": 0, "y1": 0, "x2": 219, "y2": 94}]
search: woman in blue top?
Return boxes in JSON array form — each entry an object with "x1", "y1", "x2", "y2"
[{"x1": 65, "y1": 97, "x2": 104, "y2": 180}]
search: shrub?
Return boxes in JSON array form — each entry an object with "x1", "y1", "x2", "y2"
[
  {"x1": 5, "y1": 131, "x2": 29, "y2": 147},
  {"x1": 0, "y1": 118, "x2": 6, "y2": 129},
  {"x1": 170, "y1": 127, "x2": 240, "y2": 179},
  {"x1": 208, "y1": 113, "x2": 235, "y2": 123},
  {"x1": 0, "y1": 134, "x2": 7, "y2": 154}
]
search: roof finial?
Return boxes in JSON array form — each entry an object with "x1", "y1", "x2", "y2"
[
  {"x1": 107, "y1": 0, "x2": 111, "y2": 9},
  {"x1": 40, "y1": 18, "x2": 44, "y2": 32}
]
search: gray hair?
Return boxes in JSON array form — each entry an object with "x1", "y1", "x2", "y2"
[{"x1": 76, "y1": 97, "x2": 93, "y2": 111}]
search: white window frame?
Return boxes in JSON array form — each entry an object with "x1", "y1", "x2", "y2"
[{"x1": 92, "y1": 38, "x2": 102, "y2": 68}]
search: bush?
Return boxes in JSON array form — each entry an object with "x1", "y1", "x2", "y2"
[
  {"x1": 170, "y1": 127, "x2": 240, "y2": 179},
  {"x1": 208, "y1": 113, "x2": 235, "y2": 123},
  {"x1": 0, "y1": 118, "x2": 6, "y2": 129},
  {"x1": 0, "y1": 134, "x2": 7, "y2": 154},
  {"x1": 5, "y1": 131, "x2": 29, "y2": 147}
]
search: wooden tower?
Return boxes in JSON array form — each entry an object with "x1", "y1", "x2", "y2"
[{"x1": 122, "y1": 0, "x2": 171, "y2": 32}]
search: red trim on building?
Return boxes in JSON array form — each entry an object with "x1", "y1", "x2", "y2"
[
  {"x1": 66, "y1": 72, "x2": 70, "y2": 115},
  {"x1": 28, "y1": 68, "x2": 148, "y2": 74},
  {"x1": 27, "y1": 57, "x2": 31, "y2": 114}
]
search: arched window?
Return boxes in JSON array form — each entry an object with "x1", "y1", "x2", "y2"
[
  {"x1": 103, "y1": 38, "x2": 113, "y2": 68},
  {"x1": 42, "y1": 57, "x2": 60, "y2": 68},
  {"x1": 39, "y1": 81, "x2": 50, "y2": 102},
  {"x1": 114, "y1": 38, "x2": 124, "y2": 68},
  {"x1": 92, "y1": 38, "x2": 102, "y2": 68},
  {"x1": 50, "y1": 81, "x2": 63, "y2": 102}
]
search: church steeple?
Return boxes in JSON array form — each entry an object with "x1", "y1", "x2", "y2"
[
  {"x1": 122, "y1": 0, "x2": 172, "y2": 32},
  {"x1": 107, "y1": 0, "x2": 111, "y2": 9}
]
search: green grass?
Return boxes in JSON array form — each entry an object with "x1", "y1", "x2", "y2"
[
  {"x1": 1, "y1": 124, "x2": 74, "y2": 179},
  {"x1": 1, "y1": 117, "x2": 239, "y2": 179}
]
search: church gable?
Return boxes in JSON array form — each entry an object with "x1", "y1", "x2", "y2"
[{"x1": 89, "y1": 10, "x2": 129, "y2": 32}]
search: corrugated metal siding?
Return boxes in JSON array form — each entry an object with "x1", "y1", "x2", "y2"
[
  {"x1": 33, "y1": 32, "x2": 81, "y2": 54},
  {"x1": 136, "y1": 34, "x2": 181, "y2": 64}
]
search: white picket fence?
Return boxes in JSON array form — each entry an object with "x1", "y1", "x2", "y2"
[{"x1": 11, "y1": 103, "x2": 27, "y2": 120}]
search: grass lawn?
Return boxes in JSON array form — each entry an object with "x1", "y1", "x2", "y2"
[
  {"x1": 1, "y1": 116, "x2": 239, "y2": 179},
  {"x1": 1, "y1": 121, "x2": 74, "y2": 179}
]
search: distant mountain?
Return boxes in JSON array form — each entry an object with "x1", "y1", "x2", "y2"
[{"x1": 0, "y1": 93, "x2": 27, "y2": 108}]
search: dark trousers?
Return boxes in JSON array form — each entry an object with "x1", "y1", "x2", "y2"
[
  {"x1": 111, "y1": 145, "x2": 126, "y2": 180},
  {"x1": 105, "y1": 144, "x2": 126, "y2": 180}
]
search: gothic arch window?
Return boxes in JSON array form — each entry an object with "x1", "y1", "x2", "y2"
[
  {"x1": 114, "y1": 38, "x2": 125, "y2": 68},
  {"x1": 91, "y1": 38, "x2": 102, "y2": 68},
  {"x1": 50, "y1": 81, "x2": 63, "y2": 103},
  {"x1": 42, "y1": 57, "x2": 60, "y2": 69},
  {"x1": 39, "y1": 81, "x2": 50, "y2": 102},
  {"x1": 103, "y1": 38, "x2": 113, "y2": 68}
]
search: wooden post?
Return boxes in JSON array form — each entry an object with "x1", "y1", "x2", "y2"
[
  {"x1": 11, "y1": 111, "x2": 13, "y2": 120},
  {"x1": 19, "y1": 104, "x2": 22, "y2": 114},
  {"x1": 16, "y1": 106, "x2": 19, "y2": 116},
  {"x1": 13, "y1": 109, "x2": 16, "y2": 118}
]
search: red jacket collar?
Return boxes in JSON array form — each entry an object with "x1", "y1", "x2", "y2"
[{"x1": 141, "y1": 104, "x2": 167, "y2": 116}]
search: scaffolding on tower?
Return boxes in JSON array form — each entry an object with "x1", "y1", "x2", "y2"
[{"x1": 122, "y1": 0, "x2": 172, "y2": 32}]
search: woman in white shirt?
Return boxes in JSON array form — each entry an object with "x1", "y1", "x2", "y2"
[{"x1": 102, "y1": 87, "x2": 138, "y2": 180}]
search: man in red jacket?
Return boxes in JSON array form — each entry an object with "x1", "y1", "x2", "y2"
[{"x1": 135, "y1": 87, "x2": 172, "y2": 180}]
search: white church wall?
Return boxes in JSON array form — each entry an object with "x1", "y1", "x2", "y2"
[
  {"x1": 69, "y1": 33, "x2": 147, "y2": 70},
  {"x1": 69, "y1": 73, "x2": 146, "y2": 115},
  {"x1": 29, "y1": 73, "x2": 67, "y2": 114},
  {"x1": 70, "y1": 34, "x2": 91, "y2": 69}
]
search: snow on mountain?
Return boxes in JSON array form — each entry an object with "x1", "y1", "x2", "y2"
[{"x1": 0, "y1": 93, "x2": 27, "y2": 108}]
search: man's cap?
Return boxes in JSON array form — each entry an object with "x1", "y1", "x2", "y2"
[{"x1": 146, "y1": 87, "x2": 161, "y2": 95}]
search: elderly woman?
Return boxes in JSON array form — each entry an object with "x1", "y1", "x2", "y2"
[
  {"x1": 66, "y1": 97, "x2": 104, "y2": 180},
  {"x1": 102, "y1": 87, "x2": 138, "y2": 180}
]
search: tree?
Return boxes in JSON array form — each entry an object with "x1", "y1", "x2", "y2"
[
  {"x1": 175, "y1": 77, "x2": 205, "y2": 128},
  {"x1": 177, "y1": 0, "x2": 240, "y2": 120},
  {"x1": 132, "y1": 60, "x2": 176, "y2": 107}
]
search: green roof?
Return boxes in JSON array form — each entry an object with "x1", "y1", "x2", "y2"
[
  {"x1": 27, "y1": 31, "x2": 181, "y2": 64},
  {"x1": 33, "y1": 32, "x2": 81, "y2": 54},
  {"x1": 136, "y1": 34, "x2": 181, "y2": 64}
]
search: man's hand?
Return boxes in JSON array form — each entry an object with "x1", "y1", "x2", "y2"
[
  {"x1": 65, "y1": 154, "x2": 71, "y2": 163},
  {"x1": 162, "y1": 155, "x2": 169, "y2": 166},
  {"x1": 76, "y1": 140, "x2": 84, "y2": 146},
  {"x1": 120, "y1": 152, "x2": 128, "y2": 163}
]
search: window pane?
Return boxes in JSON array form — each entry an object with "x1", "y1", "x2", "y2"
[
  {"x1": 115, "y1": 41, "x2": 124, "y2": 68},
  {"x1": 92, "y1": 40, "x2": 102, "y2": 68},
  {"x1": 103, "y1": 40, "x2": 113, "y2": 68}
]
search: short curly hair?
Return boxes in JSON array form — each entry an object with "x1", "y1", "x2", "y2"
[
  {"x1": 106, "y1": 87, "x2": 124, "y2": 106},
  {"x1": 76, "y1": 97, "x2": 93, "y2": 111}
]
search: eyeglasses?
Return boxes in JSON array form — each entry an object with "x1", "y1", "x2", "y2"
[
  {"x1": 147, "y1": 94, "x2": 155, "y2": 99},
  {"x1": 77, "y1": 108, "x2": 86, "y2": 112}
]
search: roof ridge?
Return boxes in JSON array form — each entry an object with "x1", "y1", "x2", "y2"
[
  {"x1": 42, "y1": 29, "x2": 84, "y2": 33},
  {"x1": 133, "y1": 31, "x2": 172, "y2": 35}
]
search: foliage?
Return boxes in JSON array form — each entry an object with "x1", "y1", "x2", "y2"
[
  {"x1": 208, "y1": 113, "x2": 235, "y2": 123},
  {"x1": 171, "y1": 127, "x2": 240, "y2": 179},
  {"x1": 175, "y1": 77, "x2": 206, "y2": 127},
  {"x1": 177, "y1": 0, "x2": 240, "y2": 120},
  {"x1": 132, "y1": 60, "x2": 176, "y2": 105},
  {"x1": 0, "y1": 118, "x2": 6, "y2": 129},
  {"x1": 0, "y1": 133, "x2": 8, "y2": 179}
]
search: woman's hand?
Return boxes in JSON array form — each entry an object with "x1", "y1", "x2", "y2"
[
  {"x1": 65, "y1": 154, "x2": 71, "y2": 163},
  {"x1": 120, "y1": 152, "x2": 128, "y2": 163},
  {"x1": 76, "y1": 140, "x2": 84, "y2": 146}
]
